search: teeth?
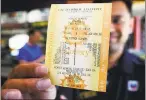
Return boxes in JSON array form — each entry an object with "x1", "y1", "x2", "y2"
[
  {"x1": 110, "y1": 35, "x2": 118, "y2": 37},
  {"x1": 110, "y1": 33, "x2": 118, "y2": 37}
]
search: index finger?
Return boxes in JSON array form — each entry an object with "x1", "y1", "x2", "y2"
[
  {"x1": 2, "y1": 78, "x2": 52, "y2": 93},
  {"x1": 8, "y1": 63, "x2": 48, "y2": 79}
]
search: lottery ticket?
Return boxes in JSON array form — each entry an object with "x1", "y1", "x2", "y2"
[{"x1": 45, "y1": 3, "x2": 112, "y2": 92}]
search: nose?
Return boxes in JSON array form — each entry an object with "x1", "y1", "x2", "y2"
[{"x1": 110, "y1": 23, "x2": 116, "y2": 32}]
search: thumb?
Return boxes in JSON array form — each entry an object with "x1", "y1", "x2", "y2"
[{"x1": 36, "y1": 85, "x2": 57, "y2": 99}]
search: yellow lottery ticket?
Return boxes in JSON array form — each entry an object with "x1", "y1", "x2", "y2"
[{"x1": 45, "y1": 3, "x2": 112, "y2": 92}]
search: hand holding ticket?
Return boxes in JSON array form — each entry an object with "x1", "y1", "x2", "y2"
[{"x1": 45, "y1": 3, "x2": 112, "y2": 92}]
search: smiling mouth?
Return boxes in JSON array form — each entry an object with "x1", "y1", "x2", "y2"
[
  {"x1": 110, "y1": 32, "x2": 118, "y2": 37},
  {"x1": 110, "y1": 35, "x2": 118, "y2": 38},
  {"x1": 110, "y1": 33, "x2": 119, "y2": 42},
  {"x1": 110, "y1": 34, "x2": 118, "y2": 37}
]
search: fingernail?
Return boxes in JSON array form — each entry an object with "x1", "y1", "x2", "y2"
[
  {"x1": 35, "y1": 66, "x2": 48, "y2": 76},
  {"x1": 60, "y1": 95, "x2": 67, "y2": 100},
  {"x1": 4, "y1": 91, "x2": 22, "y2": 99},
  {"x1": 36, "y1": 79, "x2": 51, "y2": 90}
]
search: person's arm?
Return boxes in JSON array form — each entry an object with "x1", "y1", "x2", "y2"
[
  {"x1": 19, "y1": 60, "x2": 27, "y2": 64},
  {"x1": 17, "y1": 48, "x2": 44, "y2": 64},
  {"x1": 33, "y1": 55, "x2": 45, "y2": 63},
  {"x1": 19, "y1": 55, "x2": 45, "y2": 64},
  {"x1": 33, "y1": 46, "x2": 45, "y2": 63}
]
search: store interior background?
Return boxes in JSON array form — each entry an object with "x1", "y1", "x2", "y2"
[{"x1": 1, "y1": 0, "x2": 145, "y2": 85}]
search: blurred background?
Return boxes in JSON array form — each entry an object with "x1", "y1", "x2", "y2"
[{"x1": 1, "y1": 0, "x2": 145, "y2": 86}]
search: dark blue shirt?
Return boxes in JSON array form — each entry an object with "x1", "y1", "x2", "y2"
[
  {"x1": 57, "y1": 50, "x2": 145, "y2": 100},
  {"x1": 17, "y1": 43, "x2": 43, "y2": 62}
]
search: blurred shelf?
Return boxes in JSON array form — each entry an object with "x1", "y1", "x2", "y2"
[
  {"x1": 1, "y1": 29, "x2": 28, "y2": 35},
  {"x1": 1, "y1": 23, "x2": 28, "y2": 29},
  {"x1": 1, "y1": 67, "x2": 12, "y2": 77}
]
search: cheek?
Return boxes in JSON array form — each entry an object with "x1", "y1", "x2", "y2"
[
  {"x1": 33, "y1": 37, "x2": 38, "y2": 42},
  {"x1": 120, "y1": 25, "x2": 130, "y2": 43},
  {"x1": 38, "y1": 36, "x2": 41, "y2": 40},
  {"x1": 35, "y1": 36, "x2": 40, "y2": 40}
]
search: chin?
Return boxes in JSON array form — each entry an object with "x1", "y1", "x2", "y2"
[{"x1": 109, "y1": 43, "x2": 121, "y2": 54}]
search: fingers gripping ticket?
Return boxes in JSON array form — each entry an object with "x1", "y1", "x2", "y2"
[
  {"x1": 1, "y1": 80, "x2": 56, "y2": 99},
  {"x1": 8, "y1": 63, "x2": 48, "y2": 78},
  {"x1": 2, "y1": 78, "x2": 52, "y2": 93}
]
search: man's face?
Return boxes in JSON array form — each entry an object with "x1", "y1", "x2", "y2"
[
  {"x1": 110, "y1": 1, "x2": 133, "y2": 54},
  {"x1": 31, "y1": 31, "x2": 41, "y2": 43}
]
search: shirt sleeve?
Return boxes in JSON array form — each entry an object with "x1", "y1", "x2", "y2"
[{"x1": 17, "y1": 48, "x2": 28, "y2": 61}]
